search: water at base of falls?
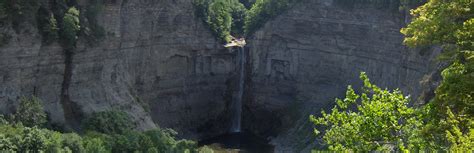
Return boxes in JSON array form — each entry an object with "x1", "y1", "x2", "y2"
[
  {"x1": 198, "y1": 132, "x2": 274, "y2": 153},
  {"x1": 231, "y1": 47, "x2": 245, "y2": 133}
]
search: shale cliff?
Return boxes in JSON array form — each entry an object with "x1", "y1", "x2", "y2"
[
  {"x1": 246, "y1": 0, "x2": 438, "y2": 152},
  {"x1": 0, "y1": 0, "x2": 235, "y2": 137},
  {"x1": 0, "y1": 0, "x2": 438, "y2": 152}
]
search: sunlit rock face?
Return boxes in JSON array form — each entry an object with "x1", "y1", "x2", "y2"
[
  {"x1": 0, "y1": 0, "x2": 237, "y2": 138},
  {"x1": 246, "y1": 0, "x2": 438, "y2": 152}
]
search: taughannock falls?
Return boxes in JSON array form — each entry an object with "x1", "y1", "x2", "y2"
[{"x1": 1, "y1": 0, "x2": 473, "y2": 152}]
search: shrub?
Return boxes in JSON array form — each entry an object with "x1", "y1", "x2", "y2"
[
  {"x1": 16, "y1": 127, "x2": 50, "y2": 152},
  {"x1": 82, "y1": 110, "x2": 134, "y2": 135},
  {"x1": 144, "y1": 128, "x2": 178, "y2": 152},
  {"x1": 207, "y1": 1, "x2": 233, "y2": 42},
  {"x1": 310, "y1": 72, "x2": 424, "y2": 151},
  {"x1": 61, "y1": 133, "x2": 84, "y2": 153},
  {"x1": 14, "y1": 96, "x2": 47, "y2": 127},
  {"x1": 147, "y1": 147, "x2": 159, "y2": 153},
  {"x1": 45, "y1": 131, "x2": 64, "y2": 153},
  {"x1": 198, "y1": 146, "x2": 215, "y2": 153},
  {"x1": 175, "y1": 140, "x2": 198, "y2": 153},
  {"x1": 0, "y1": 122, "x2": 197, "y2": 152},
  {"x1": 194, "y1": 0, "x2": 246, "y2": 42},
  {"x1": 0, "y1": 134, "x2": 16, "y2": 151},
  {"x1": 37, "y1": 7, "x2": 59, "y2": 44},
  {"x1": 83, "y1": 137, "x2": 108, "y2": 153},
  {"x1": 61, "y1": 7, "x2": 81, "y2": 49},
  {"x1": 0, "y1": 115, "x2": 8, "y2": 125},
  {"x1": 83, "y1": 131, "x2": 114, "y2": 151}
]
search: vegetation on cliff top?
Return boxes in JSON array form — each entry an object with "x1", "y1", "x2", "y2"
[
  {"x1": 194, "y1": 0, "x2": 425, "y2": 43},
  {"x1": 0, "y1": 0, "x2": 105, "y2": 48},
  {"x1": 194, "y1": 0, "x2": 301, "y2": 42},
  {"x1": 312, "y1": 0, "x2": 473, "y2": 151}
]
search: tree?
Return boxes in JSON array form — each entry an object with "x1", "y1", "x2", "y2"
[
  {"x1": 14, "y1": 96, "x2": 47, "y2": 127},
  {"x1": 83, "y1": 137, "x2": 108, "y2": 153},
  {"x1": 82, "y1": 110, "x2": 134, "y2": 135},
  {"x1": 401, "y1": 0, "x2": 474, "y2": 150},
  {"x1": 207, "y1": 1, "x2": 233, "y2": 42},
  {"x1": 61, "y1": 133, "x2": 84, "y2": 153},
  {"x1": 61, "y1": 7, "x2": 81, "y2": 49},
  {"x1": 310, "y1": 72, "x2": 424, "y2": 151}
]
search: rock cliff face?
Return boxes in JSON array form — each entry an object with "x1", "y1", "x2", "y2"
[
  {"x1": 245, "y1": 0, "x2": 438, "y2": 152},
  {"x1": 0, "y1": 0, "x2": 237, "y2": 137},
  {"x1": 0, "y1": 0, "x2": 438, "y2": 152}
]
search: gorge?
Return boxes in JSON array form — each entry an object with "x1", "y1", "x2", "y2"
[{"x1": 0, "y1": 0, "x2": 442, "y2": 152}]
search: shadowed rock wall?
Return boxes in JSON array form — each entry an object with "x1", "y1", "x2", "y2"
[
  {"x1": 246, "y1": 0, "x2": 438, "y2": 152},
  {"x1": 0, "y1": 0, "x2": 438, "y2": 152},
  {"x1": 0, "y1": 0, "x2": 237, "y2": 138}
]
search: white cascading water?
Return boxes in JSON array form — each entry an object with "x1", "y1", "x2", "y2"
[{"x1": 231, "y1": 47, "x2": 245, "y2": 133}]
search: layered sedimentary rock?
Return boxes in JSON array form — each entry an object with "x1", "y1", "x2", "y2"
[
  {"x1": 245, "y1": 0, "x2": 438, "y2": 152},
  {"x1": 0, "y1": 0, "x2": 237, "y2": 137},
  {"x1": 0, "y1": 0, "x2": 439, "y2": 152}
]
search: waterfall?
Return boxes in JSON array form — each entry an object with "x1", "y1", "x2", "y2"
[{"x1": 231, "y1": 47, "x2": 245, "y2": 133}]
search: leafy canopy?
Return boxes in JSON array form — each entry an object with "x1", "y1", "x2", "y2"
[
  {"x1": 13, "y1": 96, "x2": 47, "y2": 128},
  {"x1": 61, "y1": 7, "x2": 81, "y2": 49},
  {"x1": 310, "y1": 72, "x2": 424, "y2": 151},
  {"x1": 193, "y1": 0, "x2": 299, "y2": 42},
  {"x1": 82, "y1": 110, "x2": 134, "y2": 135},
  {"x1": 401, "y1": 0, "x2": 474, "y2": 150},
  {"x1": 0, "y1": 110, "x2": 199, "y2": 152}
]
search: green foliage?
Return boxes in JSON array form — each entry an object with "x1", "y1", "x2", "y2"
[
  {"x1": 194, "y1": 0, "x2": 301, "y2": 40},
  {"x1": 198, "y1": 145, "x2": 215, "y2": 153},
  {"x1": 144, "y1": 128, "x2": 196, "y2": 153},
  {"x1": 401, "y1": 0, "x2": 473, "y2": 49},
  {"x1": 195, "y1": 0, "x2": 424, "y2": 40},
  {"x1": 401, "y1": 0, "x2": 474, "y2": 150},
  {"x1": 419, "y1": 61, "x2": 474, "y2": 150},
  {"x1": 314, "y1": 0, "x2": 474, "y2": 151},
  {"x1": 244, "y1": 0, "x2": 298, "y2": 35},
  {"x1": 37, "y1": 7, "x2": 59, "y2": 44},
  {"x1": 194, "y1": 0, "x2": 301, "y2": 39},
  {"x1": 82, "y1": 110, "x2": 135, "y2": 135},
  {"x1": 310, "y1": 72, "x2": 424, "y2": 151},
  {"x1": 61, "y1": 7, "x2": 81, "y2": 49},
  {"x1": 194, "y1": 0, "x2": 246, "y2": 42},
  {"x1": 14, "y1": 96, "x2": 47, "y2": 127},
  {"x1": 61, "y1": 133, "x2": 84, "y2": 153},
  {"x1": 207, "y1": 1, "x2": 233, "y2": 42},
  {"x1": 0, "y1": 124, "x2": 71, "y2": 152},
  {"x1": 0, "y1": 120, "x2": 197, "y2": 152},
  {"x1": 83, "y1": 137, "x2": 108, "y2": 153}
]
